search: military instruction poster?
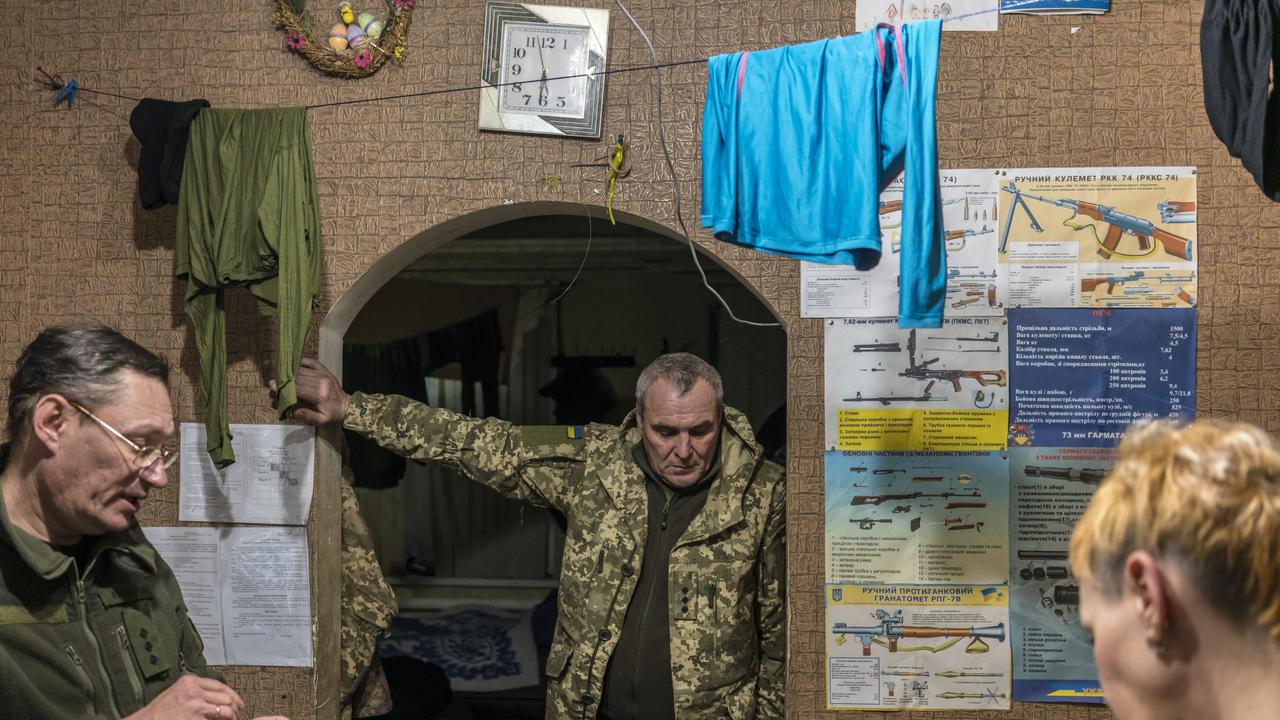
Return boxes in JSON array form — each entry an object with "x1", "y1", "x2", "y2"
[
  {"x1": 825, "y1": 450, "x2": 1009, "y2": 585},
  {"x1": 856, "y1": 0, "x2": 1000, "y2": 31},
  {"x1": 998, "y1": 167, "x2": 1197, "y2": 309},
  {"x1": 1008, "y1": 446, "x2": 1113, "y2": 703},
  {"x1": 826, "y1": 584, "x2": 1011, "y2": 710},
  {"x1": 1009, "y1": 307, "x2": 1196, "y2": 447},
  {"x1": 824, "y1": 317, "x2": 1009, "y2": 451},
  {"x1": 802, "y1": 170, "x2": 1003, "y2": 318}
]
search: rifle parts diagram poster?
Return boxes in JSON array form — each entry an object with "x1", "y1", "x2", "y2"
[
  {"x1": 1008, "y1": 446, "x2": 1114, "y2": 703},
  {"x1": 826, "y1": 584, "x2": 1011, "y2": 710},
  {"x1": 824, "y1": 317, "x2": 1009, "y2": 451},
  {"x1": 802, "y1": 170, "x2": 1003, "y2": 318},
  {"x1": 825, "y1": 451, "x2": 1008, "y2": 585},
  {"x1": 1009, "y1": 308, "x2": 1196, "y2": 447},
  {"x1": 998, "y1": 167, "x2": 1197, "y2": 309},
  {"x1": 856, "y1": 1, "x2": 1000, "y2": 31}
]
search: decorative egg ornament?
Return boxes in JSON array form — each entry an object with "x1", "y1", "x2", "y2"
[
  {"x1": 328, "y1": 22, "x2": 349, "y2": 51},
  {"x1": 346, "y1": 23, "x2": 368, "y2": 48},
  {"x1": 358, "y1": 12, "x2": 385, "y2": 39}
]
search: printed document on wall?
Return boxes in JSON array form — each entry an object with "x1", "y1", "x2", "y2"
[
  {"x1": 145, "y1": 526, "x2": 313, "y2": 667},
  {"x1": 856, "y1": 1, "x2": 999, "y2": 31},
  {"x1": 802, "y1": 170, "x2": 1003, "y2": 318},
  {"x1": 1008, "y1": 308, "x2": 1196, "y2": 448},
  {"x1": 179, "y1": 423, "x2": 314, "y2": 525},
  {"x1": 826, "y1": 584, "x2": 1011, "y2": 710},
  {"x1": 1007, "y1": 446, "x2": 1110, "y2": 703},
  {"x1": 998, "y1": 167, "x2": 1197, "y2": 309},
  {"x1": 824, "y1": 317, "x2": 1009, "y2": 451}
]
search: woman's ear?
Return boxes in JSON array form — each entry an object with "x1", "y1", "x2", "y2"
[{"x1": 1124, "y1": 550, "x2": 1170, "y2": 653}]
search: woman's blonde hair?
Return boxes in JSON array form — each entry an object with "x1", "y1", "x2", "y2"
[{"x1": 1070, "y1": 418, "x2": 1280, "y2": 639}]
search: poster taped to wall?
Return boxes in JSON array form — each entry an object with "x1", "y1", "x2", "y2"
[
  {"x1": 998, "y1": 167, "x2": 1197, "y2": 309},
  {"x1": 802, "y1": 170, "x2": 1003, "y2": 318},
  {"x1": 826, "y1": 584, "x2": 1011, "y2": 710},
  {"x1": 824, "y1": 317, "x2": 1009, "y2": 451},
  {"x1": 1001, "y1": 0, "x2": 1109, "y2": 13},
  {"x1": 856, "y1": 1, "x2": 1000, "y2": 31},
  {"x1": 1007, "y1": 446, "x2": 1111, "y2": 703},
  {"x1": 1008, "y1": 307, "x2": 1196, "y2": 448},
  {"x1": 825, "y1": 450, "x2": 1008, "y2": 586}
]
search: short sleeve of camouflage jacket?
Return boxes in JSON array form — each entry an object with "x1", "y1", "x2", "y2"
[{"x1": 343, "y1": 392, "x2": 590, "y2": 513}]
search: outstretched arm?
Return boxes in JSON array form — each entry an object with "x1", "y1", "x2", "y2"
[
  {"x1": 754, "y1": 474, "x2": 787, "y2": 718},
  {"x1": 282, "y1": 358, "x2": 584, "y2": 511}
]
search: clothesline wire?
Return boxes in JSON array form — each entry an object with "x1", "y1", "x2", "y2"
[
  {"x1": 52, "y1": 1, "x2": 1044, "y2": 113},
  {"x1": 49, "y1": 0, "x2": 1050, "y2": 330}
]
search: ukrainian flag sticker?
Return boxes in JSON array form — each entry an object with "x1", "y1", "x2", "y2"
[{"x1": 566, "y1": 426, "x2": 584, "y2": 439}]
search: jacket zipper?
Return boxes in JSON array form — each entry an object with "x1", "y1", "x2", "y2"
[
  {"x1": 115, "y1": 624, "x2": 146, "y2": 707},
  {"x1": 75, "y1": 555, "x2": 120, "y2": 717},
  {"x1": 63, "y1": 643, "x2": 95, "y2": 694}
]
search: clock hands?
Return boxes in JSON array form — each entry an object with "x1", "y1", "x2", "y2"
[{"x1": 537, "y1": 42, "x2": 549, "y2": 106}]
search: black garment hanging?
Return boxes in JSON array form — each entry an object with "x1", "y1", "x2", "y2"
[
  {"x1": 129, "y1": 98, "x2": 210, "y2": 209},
  {"x1": 1201, "y1": 0, "x2": 1280, "y2": 200}
]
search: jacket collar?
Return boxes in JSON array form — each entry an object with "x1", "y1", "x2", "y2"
[
  {"x1": 0, "y1": 445, "x2": 158, "y2": 581},
  {"x1": 606, "y1": 407, "x2": 765, "y2": 544}
]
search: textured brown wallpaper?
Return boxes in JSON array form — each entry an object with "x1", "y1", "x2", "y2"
[{"x1": 4, "y1": 0, "x2": 1273, "y2": 718}]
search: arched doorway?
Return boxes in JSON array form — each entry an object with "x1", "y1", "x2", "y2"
[{"x1": 311, "y1": 202, "x2": 787, "y2": 717}]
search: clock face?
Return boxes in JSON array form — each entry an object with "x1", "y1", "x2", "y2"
[
  {"x1": 500, "y1": 23, "x2": 590, "y2": 118},
  {"x1": 479, "y1": 3, "x2": 609, "y2": 138}
]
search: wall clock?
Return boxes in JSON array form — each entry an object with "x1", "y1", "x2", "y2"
[{"x1": 479, "y1": 3, "x2": 610, "y2": 138}]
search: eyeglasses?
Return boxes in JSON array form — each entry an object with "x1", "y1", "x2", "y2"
[{"x1": 67, "y1": 400, "x2": 179, "y2": 470}]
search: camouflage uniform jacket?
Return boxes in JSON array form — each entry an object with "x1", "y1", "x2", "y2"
[{"x1": 345, "y1": 392, "x2": 787, "y2": 720}]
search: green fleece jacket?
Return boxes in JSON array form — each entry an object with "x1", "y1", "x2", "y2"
[{"x1": 0, "y1": 479, "x2": 216, "y2": 718}]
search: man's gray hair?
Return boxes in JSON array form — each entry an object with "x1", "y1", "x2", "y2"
[
  {"x1": 7, "y1": 324, "x2": 170, "y2": 441},
  {"x1": 635, "y1": 353, "x2": 723, "y2": 413}
]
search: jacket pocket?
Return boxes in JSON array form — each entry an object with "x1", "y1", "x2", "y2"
[{"x1": 122, "y1": 607, "x2": 172, "y2": 680}]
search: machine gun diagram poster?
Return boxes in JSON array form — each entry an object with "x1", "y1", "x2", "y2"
[
  {"x1": 1008, "y1": 446, "x2": 1113, "y2": 703},
  {"x1": 802, "y1": 169, "x2": 1003, "y2": 318},
  {"x1": 1009, "y1": 308, "x2": 1196, "y2": 447},
  {"x1": 826, "y1": 584, "x2": 1011, "y2": 710},
  {"x1": 825, "y1": 450, "x2": 1008, "y2": 585},
  {"x1": 998, "y1": 167, "x2": 1197, "y2": 309},
  {"x1": 825, "y1": 317, "x2": 1009, "y2": 451}
]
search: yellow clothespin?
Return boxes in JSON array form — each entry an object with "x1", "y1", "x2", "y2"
[{"x1": 572, "y1": 134, "x2": 631, "y2": 224}]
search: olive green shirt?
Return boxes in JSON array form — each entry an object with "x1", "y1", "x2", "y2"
[{"x1": 176, "y1": 106, "x2": 322, "y2": 467}]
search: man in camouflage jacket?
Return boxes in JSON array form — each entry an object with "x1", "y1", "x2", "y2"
[{"x1": 291, "y1": 352, "x2": 786, "y2": 720}]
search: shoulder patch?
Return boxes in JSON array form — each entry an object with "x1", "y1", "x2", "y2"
[{"x1": 566, "y1": 426, "x2": 584, "y2": 440}]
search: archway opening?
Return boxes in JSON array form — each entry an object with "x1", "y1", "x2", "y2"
[{"x1": 316, "y1": 202, "x2": 786, "y2": 718}]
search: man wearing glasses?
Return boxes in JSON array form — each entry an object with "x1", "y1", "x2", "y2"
[{"x1": 0, "y1": 325, "x2": 286, "y2": 720}]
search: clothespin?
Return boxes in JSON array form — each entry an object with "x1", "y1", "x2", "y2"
[
  {"x1": 37, "y1": 67, "x2": 78, "y2": 109},
  {"x1": 572, "y1": 134, "x2": 631, "y2": 224}
]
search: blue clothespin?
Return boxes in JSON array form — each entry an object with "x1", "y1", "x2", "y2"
[
  {"x1": 53, "y1": 79, "x2": 78, "y2": 108},
  {"x1": 37, "y1": 67, "x2": 77, "y2": 109}
]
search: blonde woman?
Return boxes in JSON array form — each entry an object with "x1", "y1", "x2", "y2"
[{"x1": 1070, "y1": 419, "x2": 1280, "y2": 720}]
